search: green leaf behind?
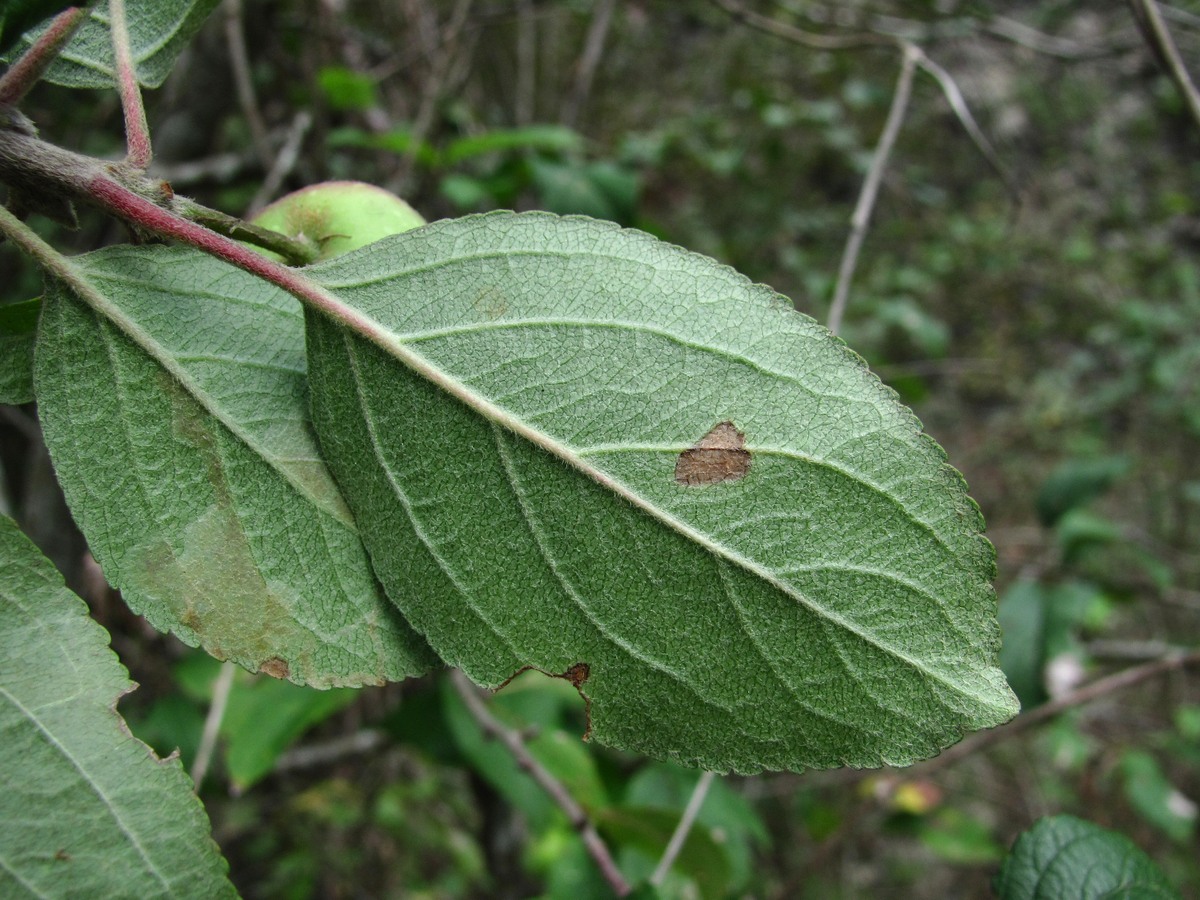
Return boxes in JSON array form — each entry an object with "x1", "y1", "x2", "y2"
[
  {"x1": 995, "y1": 814, "x2": 1180, "y2": 899},
  {"x1": 0, "y1": 297, "x2": 39, "y2": 404},
  {"x1": 304, "y1": 212, "x2": 1018, "y2": 772},
  {"x1": 36, "y1": 245, "x2": 435, "y2": 687},
  {"x1": 5, "y1": 0, "x2": 220, "y2": 88},
  {"x1": 0, "y1": 514, "x2": 236, "y2": 898}
]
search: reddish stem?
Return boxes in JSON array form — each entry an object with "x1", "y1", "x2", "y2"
[
  {"x1": 108, "y1": 0, "x2": 151, "y2": 168},
  {"x1": 0, "y1": 6, "x2": 89, "y2": 106}
]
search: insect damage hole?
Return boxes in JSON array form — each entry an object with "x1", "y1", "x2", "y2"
[{"x1": 674, "y1": 421, "x2": 751, "y2": 486}]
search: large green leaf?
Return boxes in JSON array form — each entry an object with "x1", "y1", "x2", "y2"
[
  {"x1": 995, "y1": 815, "x2": 1180, "y2": 899},
  {"x1": 0, "y1": 514, "x2": 236, "y2": 899},
  {"x1": 5, "y1": 0, "x2": 220, "y2": 88},
  {"x1": 35, "y1": 245, "x2": 436, "y2": 687},
  {"x1": 304, "y1": 211, "x2": 1018, "y2": 773}
]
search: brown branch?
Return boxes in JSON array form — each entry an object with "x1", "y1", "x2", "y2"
[
  {"x1": 828, "y1": 44, "x2": 917, "y2": 336},
  {"x1": 561, "y1": 0, "x2": 617, "y2": 127},
  {"x1": 448, "y1": 669, "x2": 631, "y2": 897},
  {"x1": 223, "y1": 0, "x2": 272, "y2": 170},
  {"x1": 709, "y1": 0, "x2": 894, "y2": 51},
  {"x1": 1128, "y1": 0, "x2": 1200, "y2": 134},
  {"x1": 919, "y1": 650, "x2": 1200, "y2": 772},
  {"x1": 0, "y1": 6, "x2": 88, "y2": 106}
]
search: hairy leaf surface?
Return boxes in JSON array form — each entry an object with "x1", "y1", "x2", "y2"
[
  {"x1": 0, "y1": 515, "x2": 235, "y2": 899},
  {"x1": 5, "y1": 0, "x2": 219, "y2": 88},
  {"x1": 36, "y1": 245, "x2": 435, "y2": 687},
  {"x1": 305, "y1": 212, "x2": 1018, "y2": 772},
  {"x1": 995, "y1": 815, "x2": 1180, "y2": 900}
]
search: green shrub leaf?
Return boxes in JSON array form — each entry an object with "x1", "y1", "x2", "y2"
[
  {"x1": 0, "y1": 297, "x2": 39, "y2": 404},
  {"x1": 304, "y1": 212, "x2": 1018, "y2": 772},
  {"x1": 0, "y1": 514, "x2": 236, "y2": 899},
  {"x1": 4, "y1": 0, "x2": 220, "y2": 88},
  {"x1": 996, "y1": 814, "x2": 1180, "y2": 899},
  {"x1": 35, "y1": 245, "x2": 436, "y2": 687}
]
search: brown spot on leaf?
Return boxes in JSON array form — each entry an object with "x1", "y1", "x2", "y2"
[
  {"x1": 260, "y1": 657, "x2": 290, "y2": 679},
  {"x1": 563, "y1": 662, "x2": 590, "y2": 688},
  {"x1": 674, "y1": 421, "x2": 751, "y2": 486}
]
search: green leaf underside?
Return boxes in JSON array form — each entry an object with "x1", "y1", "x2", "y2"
[
  {"x1": 35, "y1": 245, "x2": 435, "y2": 687},
  {"x1": 995, "y1": 815, "x2": 1180, "y2": 900},
  {"x1": 305, "y1": 212, "x2": 1018, "y2": 773},
  {"x1": 0, "y1": 299, "x2": 38, "y2": 403},
  {"x1": 6, "y1": 0, "x2": 220, "y2": 88},
  {"x1": 0, "y1": 515, "x2": 235, "y2": 899}
]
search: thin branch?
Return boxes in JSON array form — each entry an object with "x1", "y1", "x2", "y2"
[
  {"x1": 827, "y1": 44, "x2": 918, "y2": 336},
  {"x1": 515, "y1": 0, "x2": 536, "y2": 125},
  {"x1": 650, "y1": 770, "x2": 715, "y2": 887},
  {"x1": 191, "y1": 661, "x2": 236, "y2": 788},
  {"x1": 108, "y1": 0, "x2": 151, "y2": 169},
  {"x1": 912, "y1": 49, "x2": 1020, "y2": 201},
  {"x1": 709, "y1": 0, "x2": 894, "y2": 50},
  {"x1": 561, "y1": 0, "x2": 617, "y2": 127},
  {"x1": 247, "y1": 110, "x2": 312, "y2": 216},
  {"x1": 919, "y1": 649, "x2": 1200, "y2": 772},
  {"x1": 223, "y1": 0, "x2": 272, "y2": 170},
  {"x1": 449, "y1": 670, "x2": 631, "y2": 897},
  {"x1": 0, "y1": 6, "x2": 88, "y2": 106},
  {"x1": 174, "y1": 195, "x2": 317, "y2": 264},
  {"x1": 1128, "y1": 0, "x2": 1200, "y2": 134}
]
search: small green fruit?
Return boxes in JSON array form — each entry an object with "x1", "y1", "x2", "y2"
[{"x1": 250, "y1": 180, "x2": 426, "y2": 261}]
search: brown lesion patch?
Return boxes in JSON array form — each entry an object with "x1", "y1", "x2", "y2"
[
  {"x1": 674, "y1": 421, "x2": 751, "y2": 486},
  {"x1": 259, "y1": 657, "x2": 290, "y2": 679},
  {"x1": 497, "y1": 662, "x2": 594, "y2": 741}
]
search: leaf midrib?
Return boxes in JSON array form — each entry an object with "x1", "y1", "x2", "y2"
[
  {"x1": 319, "y1": 290, "x2": 997, "y2": 705},
  {"x1": 58, "y1": 258, "x2": 355, "y2": 530}
]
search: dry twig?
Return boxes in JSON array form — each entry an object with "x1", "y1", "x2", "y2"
[
  {"x1": 827, "y1": 44, "x2": 917, "y2": 336},
  {"x1": 448, "y1": 669, "x2": 631, "y2": 896}
]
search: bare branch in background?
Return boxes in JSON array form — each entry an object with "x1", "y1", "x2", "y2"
[
  {"x1": 561, "y1": 0, "x2": 617, "y2": 127},
  {"x1": 247, "y1": 110, "x2": 312, "y2": 215},
  {"x1": 192, "y1": 661, "x2": 236, "y2": 789},
  {"x1": 515, "y1": 0, "x2": 536, "y2": 125},
  {"x1": 1128, "y1": 0, "x2": 1200, "y2": 134},
  {"x1": 913, "y1": 49, "x2": 1020, "y2": 201},
  {"x1": 651, "y1": 770, "x2": 716, "y2": 887},
  {"x1": 449, "y1": 669, "x2": 631, "y2": 896},
  {"x1": 223, "y1": 0, "x2": 273, "y2": 170},
  {"x1": 709, "y1": 0, "x2": 893, "y2": 50},
  {"x1": 919, "y1": 649, "x2": 1200, "y2": 772},
  {"x1": 391, "y1": 0, "x2": 475, "y2": 193},
  {"x1": 828, "y1": 44, "x2": 918, "y2": 336}
]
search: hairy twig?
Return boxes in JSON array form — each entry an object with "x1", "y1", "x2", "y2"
[
  {"x1": 192, "y1": 662, "x2": 236, "y2": 788},
  {"x1": 108, "y1": 0, "x2": 151, "y2": 169},
  {"x1": 0, "y1": 6, "x2": 88, "y2": 106},
  {"x1": 650, "y1": 770, "x2": 715, "y2": 887},
  {"x1": 449, "y1": 669, "x2": 631, "y2": 897},
  {"x1": 561, "y1": 0, "x2": 617, "y2": 127},
  {"x1": 919, "y1": 649, "x2": 1200, "y2": 772},
  {"x1": 827, "y1": 44, "x2": 917, "y2": 336},
  {"x1": 1128, "y1": 0, "x2": 1200, "y2": 134}
]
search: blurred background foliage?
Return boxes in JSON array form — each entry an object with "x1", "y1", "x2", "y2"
[{"x1": 2, "y1": 0, "x2": 1199, "y2": 897}]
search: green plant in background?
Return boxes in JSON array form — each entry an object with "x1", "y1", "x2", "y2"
[{"x1": 1, "y1": 1, "x2": 1196, "y2": 898}]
